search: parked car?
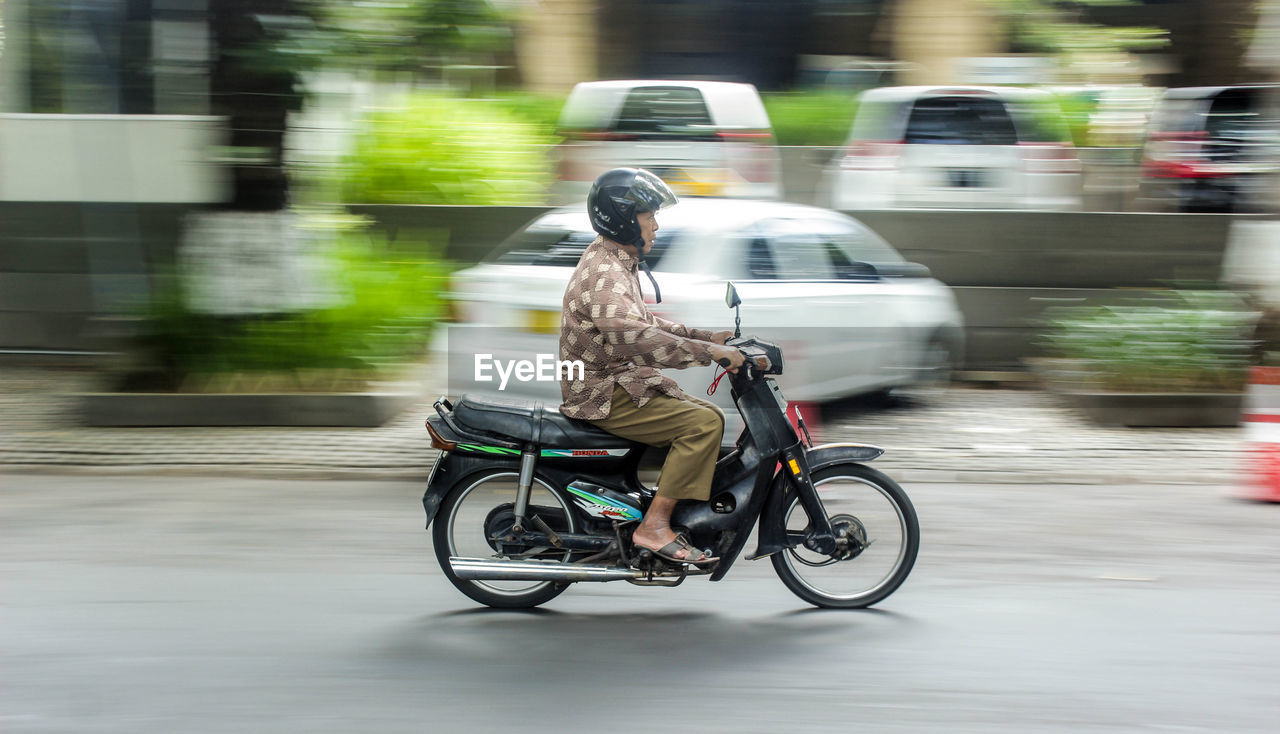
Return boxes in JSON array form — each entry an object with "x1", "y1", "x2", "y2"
[
  {"x1": 550, "y1": 80, "x2": 782, "y2": 204},
  {"x1": 1138, "y1": 85, "x2": 1280, "y2": 213},
  {"x1": 823, "y1": 85, "x2": 1082, "y2": 210},
  {"x1": 439, "y1": 198, "x2": 963, "y2": 438}
]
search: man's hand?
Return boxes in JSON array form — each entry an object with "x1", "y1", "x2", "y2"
[
  {"x1": 710, "y1": 345, "x2": 746, "y2": 373},
  {"x1": 710, "y1": 330, "x2": 735, "y2": 345}
]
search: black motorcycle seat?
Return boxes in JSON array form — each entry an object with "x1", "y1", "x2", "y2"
[{"x1": 452, "y1": 394, "x2": 633, "y2": 450}]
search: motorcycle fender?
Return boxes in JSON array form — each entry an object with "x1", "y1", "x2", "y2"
[
  {"x1": 750, "y1": 444, "x2": 884, "y2": 559},
  {"x1": 805, "y1": 442, "x2": 884, "y2": 467},
  {"x1": 422, "y1": 451, "x2": 517, "y2": 530}
]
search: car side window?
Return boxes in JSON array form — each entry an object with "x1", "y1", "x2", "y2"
[
  {"x1": 823, "y1": 240, "x2": 857, "y2": 271},
  {"x1": 738, "y1": 217, "x2": 898, "y2": 280},
  {"x1": 771, "y1": 233, "x2": 835, "y2": 279},
  {"x1": 745, "y1": 237, "x2": 778, "y2": 279},
  {"x1": 815, "y1": 216, "x2": 905, "y2": 276},
  {"x1": 750, "y1": 218, "x2": 836, "y2": 280},
  {"x1": 493, "y1": 224, "x2": 676, "y2": 269}
]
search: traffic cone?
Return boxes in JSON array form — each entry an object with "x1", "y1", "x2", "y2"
[{"x1": 1242, "y1": 366, "x2": 1280, "y2": 502}]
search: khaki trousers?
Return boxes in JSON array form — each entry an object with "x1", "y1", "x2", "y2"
[{"x1": 587, "y1": 386, "x2": 726, "y2": 501}]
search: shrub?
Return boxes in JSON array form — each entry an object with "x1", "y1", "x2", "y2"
[
  {"x1": 135, "y1": 224, "x2": 450, "y2": 390},
  {"x1": 484, "y1": 91, "x2": 566, "y2": 135},
  {"x1": 339, "y1": 92, "x2": 557, "y2": 205},
  {"x1": 761, "y1": 91, "x2": 860, "y2": 147},
  {"x1": 1039, "y1": 290, "x2": 1258, "y2": 393}
]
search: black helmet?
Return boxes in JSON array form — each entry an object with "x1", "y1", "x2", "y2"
[{"x1": 587, "y1": 168, "x2": 679, "y2": 248}]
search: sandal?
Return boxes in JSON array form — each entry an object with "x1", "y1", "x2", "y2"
[{"x1": 638, "y1": 533, "x2": 719, "y2": 567}]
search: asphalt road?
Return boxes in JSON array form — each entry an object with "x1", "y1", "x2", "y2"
[{"x1": 4, "y1": 474, "x2": 1280, "y2": 733}]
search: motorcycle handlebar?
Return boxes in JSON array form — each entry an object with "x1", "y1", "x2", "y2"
[
  {"x1": 715, "y1": 337, "x2": 779, "y2": 380},
  {"x1": 716, "y1": 351, "x2": 754, "y2": 380}
]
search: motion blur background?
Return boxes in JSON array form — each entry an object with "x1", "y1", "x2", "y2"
[
  {"x1": 10, "y1": 9, "x2": 1280, "y2": 733},
  {"x1": 3, "y1": 0, "x2": 1280, "y2": 414}
]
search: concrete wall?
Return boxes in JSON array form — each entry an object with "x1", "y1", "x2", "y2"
[
  {"x1": 1, "y1": 200, "x2": 1253, "y2": 370},
  {"x1": 0, "y1": 203, "x2": 197, "y2": 351},
  {"x1": 348, "y1": 205, "x2": 1251, "y2": 372},
  {"x1": 0, "y1": 115, "x2": 228, "y2": 203}
]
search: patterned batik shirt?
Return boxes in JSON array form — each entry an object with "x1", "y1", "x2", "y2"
[{"x1": 559, "y1": 236, "x2": 718, "y2": 420}]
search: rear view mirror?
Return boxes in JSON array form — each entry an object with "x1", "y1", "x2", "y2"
[
  {"x1": 879, "y1": 262, "x2": 932, "y2": 279},
  {"x1": 725, "y1": 281, "x2": 742, "y2": 339},
  {"x1": 725, "y1": 281, "x2": 742, "y2": 309},
  {"x1": 836, "y1": 262, "x2": 880, "y2": 280}
]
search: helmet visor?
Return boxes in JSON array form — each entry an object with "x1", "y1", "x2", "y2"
[{"x1": 626, "y1": 169, "x2": 680, "y2": 213}]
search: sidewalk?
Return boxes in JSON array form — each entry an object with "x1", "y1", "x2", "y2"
[{"x1": 0, "y1": 366, "x2": 1247, "y2": 485}]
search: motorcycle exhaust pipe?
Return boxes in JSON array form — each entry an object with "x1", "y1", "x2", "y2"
[{"x1": 449, "y1": 556, "x2": 638, "y2": 583}]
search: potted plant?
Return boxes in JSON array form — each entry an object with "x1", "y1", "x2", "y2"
[
  {"x1": 1034, "y1": 290, "x2": 1258, "y2": 427},
  {"x1": 83, "y1": 214, "x2": 450, "y2": 427}
]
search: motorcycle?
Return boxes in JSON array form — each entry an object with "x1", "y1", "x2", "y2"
[{"x1": 421, "y1": 282, "x2": 920, "y2": 609}]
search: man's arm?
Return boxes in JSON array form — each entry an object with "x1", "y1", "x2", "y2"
[
  {"x1": 584, "y1": 271, "x2": 716, "y2": 369},
  {"x1": 652, "y1": 314, "x2": 719, "y2": 344}
]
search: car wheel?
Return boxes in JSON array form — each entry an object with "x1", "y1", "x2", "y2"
[{"x1": 891, "y1": 336, "x2": 954, "y2": 405}]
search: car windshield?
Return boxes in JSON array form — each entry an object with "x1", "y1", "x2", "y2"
[
  {"x1": 1205, "y1": 88, "x2": 1274, "y2": 140},
  {"x1": 613, "y1": 87, "x2": 715, "y2": 136},
  {"x1": 904, "y1": 96, "x2": 1018, "y2": 145},
  {"x1": 492, "y1": 219, "x2": 675, "y2": 270}
]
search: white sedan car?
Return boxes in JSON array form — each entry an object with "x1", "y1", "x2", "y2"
[{"x1": 439, "y1": 199, "x2": 963, "y2": 423}]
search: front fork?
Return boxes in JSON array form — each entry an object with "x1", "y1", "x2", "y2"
[{"x1": 781, "y1": 447, "x2": 837, "y2": 555}]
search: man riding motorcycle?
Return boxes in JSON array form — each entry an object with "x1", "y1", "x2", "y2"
[{"x1": 558, "y1": 168, "x2": 746, "y2": 565}]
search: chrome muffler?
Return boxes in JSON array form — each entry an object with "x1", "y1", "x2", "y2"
[{"x1": 448, "y1": 556, "x2": 639, "y2": 583}]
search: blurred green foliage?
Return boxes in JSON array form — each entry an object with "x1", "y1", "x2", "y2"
[
  {"x1": 139, "y1": 225, "x2": 449, "y2": 389},
  {"x1": 338, "y1": 92, "x2": 557, "y2": 204},
  {"x1": 981, "y1": 0, "x2": 1168, "y2": 58},
  {"x1": 1040, "y1": 291, "x2": 1258, "y2": 393},
  {"x1": 486, "y1": 91, "x2": 567, "y2": 133},
  {"x1": 1053, "y1": 92, "x2": 1097, "y2": 147},
  {"x1": 762, "y1": 91, "x2": 861, "y2": 147},
  {"x1": 287, "y1": 0, "x2": 513, "y2": 83}
]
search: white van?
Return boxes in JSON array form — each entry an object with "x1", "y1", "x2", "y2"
[
  {"x1": 550, "y1": 80, "x2": 782, "y2": 204},
  {"x1": 824, "y1": 85, "x2": 1082, "y2": 210}
]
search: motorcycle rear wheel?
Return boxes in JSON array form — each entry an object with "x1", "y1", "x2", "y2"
[
  {"x1": 771, "y1": 463, "x2": 919, "y2": 609},
  {"x1": 433, "y1": 469, "x2": 578, "y2": 609}
]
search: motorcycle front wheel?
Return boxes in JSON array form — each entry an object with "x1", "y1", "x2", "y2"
[
  {"x1": 433, "y1": 469, "x2": 579, "y2": 609},
  {"x1": 772, "y1": 463, "x2": 919, "y2": 609}
]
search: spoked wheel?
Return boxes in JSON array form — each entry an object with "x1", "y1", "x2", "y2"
[
  {"x1": 771, "y1": 463, "x2": 919, "y2": 609},
  {"x1": 433, "y1": 470, "x2": 578, "y2": 609}
]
